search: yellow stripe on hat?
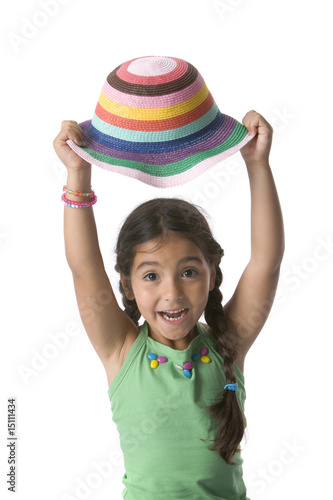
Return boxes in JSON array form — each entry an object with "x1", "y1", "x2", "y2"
[{"x1": 98, "y1": 83, "x2": 210, "y2": 121}]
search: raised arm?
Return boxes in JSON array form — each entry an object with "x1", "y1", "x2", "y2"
[
  {"x1": 53, "y1": 121, "x2": 136, "y2": 367},
  {"x1": 224, "y1": 111, "x2": 285, "y2": 368}
]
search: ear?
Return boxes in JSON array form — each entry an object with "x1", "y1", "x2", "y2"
[
  {"x1": 120, "y1": 274, "x2": 135, "y2": 300},
  {"x1": 209, "y1": 267, "x2": 216, "y2": 292}
]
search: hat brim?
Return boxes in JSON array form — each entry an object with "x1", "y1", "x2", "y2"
[{"x1": 67, "y1": 117, "x2": 255, "y2": 188}]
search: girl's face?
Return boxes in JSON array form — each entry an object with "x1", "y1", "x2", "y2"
[{"x1": 123, "y1": 234, "x2": 216, "y2": 350}]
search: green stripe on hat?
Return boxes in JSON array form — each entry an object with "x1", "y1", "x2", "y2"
[{"x1": 83, "y1": 122, "x2": 247, "y2": 177}]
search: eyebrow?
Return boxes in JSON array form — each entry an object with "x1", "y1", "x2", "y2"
[{"x1": 135, "y1": 256, "x2": 204, "y2": 271}]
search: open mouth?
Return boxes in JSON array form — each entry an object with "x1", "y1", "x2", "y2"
[{"x1": 158, "y1": 308, "x2": 188, "y2": 322}]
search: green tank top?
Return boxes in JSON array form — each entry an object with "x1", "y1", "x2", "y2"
[{"x1": 108, "y1": 321, "x2": 249, "y2": 500}]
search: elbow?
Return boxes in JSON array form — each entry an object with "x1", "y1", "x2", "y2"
[
  {"x1": 275, "y1": 235, "x2": 285, "y2": 271},
  {"x1": 64, "y1": 250, "x2": 88, "y2": 279},
  {"x1": 272, "y1": 256, "x2": 284, "y2": 275},
  {"x1": 269, "y1": 232, "x2": 286, "y2": 274},
  {"x1": 65, "y1": 252, "x2": 106, "y2": 280},
  {"x1": 251, "y1": 245, "x2": 285, "y2": 276},
  {"x1": 269, "y1": 244, "x2": 285, "y2": 275},
  {"x1": 64, "y1": 250, "x2": 80, "y2": 277}
]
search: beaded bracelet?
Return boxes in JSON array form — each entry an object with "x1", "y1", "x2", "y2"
[
  {"x1": 61, "y1": 192, "x2": 97, "y2": 208},
  {"x1": 63, "y1": 185, "x2": 95, "y2": 198}
]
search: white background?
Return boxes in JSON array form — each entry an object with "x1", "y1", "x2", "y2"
[{"x1": 1, "y1": 0, "x2": 332, "y2": 498}]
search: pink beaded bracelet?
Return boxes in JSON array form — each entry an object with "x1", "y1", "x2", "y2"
[
  {"x1": 63, "y1": 185, "x2": 95, "y2": 198},
  {"x1": 61, "y1": 192, "x2": 97, "y2": 208}
]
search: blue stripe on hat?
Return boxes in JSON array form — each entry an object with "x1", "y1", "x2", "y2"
[{"x1": 86, "y1": 112, "x2": 226, "y2": 153}]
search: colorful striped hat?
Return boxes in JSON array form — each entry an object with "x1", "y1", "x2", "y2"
[{"x1": 67, "y1": 56, "x2": 254, "y2": 188}]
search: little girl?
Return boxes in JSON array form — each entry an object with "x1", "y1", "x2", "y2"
[{"x1": 54, "y1": 103, "x2": 284, "y2": 497}]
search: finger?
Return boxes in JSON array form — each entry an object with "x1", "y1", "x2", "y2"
[
  {"x1": 61, "y1": 120, "x2": 78, "y2": 127},
  {"x1": 58, "y1": 121, "x2": 86, "y2": 146},
  {"x1": 242, "y1": 110, "x2": 259, "y2": 134},
  {"x1": 242, "y1": 111, "x2": 272, "y2": 136},
  {"x1": 55, "y1": 129, "x2": 83, "y2": 147}
]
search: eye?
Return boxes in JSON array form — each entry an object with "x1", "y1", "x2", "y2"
[
  {"x1": 144, "y1": 272, "x2": 158, "y2": 281},
  {"x1": 182, "y1": 269, "x2": 196, "y2": 278}
]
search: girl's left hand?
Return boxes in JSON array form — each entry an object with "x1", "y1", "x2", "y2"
[{"x1": 240, "y1": 110, "x2": 273, "y2": 166}]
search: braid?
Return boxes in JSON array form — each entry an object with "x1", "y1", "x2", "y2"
[
  {"x1": 204, "y1": 265, "x2": 245, "y2": 465},
  {"x1": 118, "y1": 281, "x2": 141, "y2": 327}
]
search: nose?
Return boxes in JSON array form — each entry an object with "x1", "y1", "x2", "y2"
[{"x1": 162, "y1": 277, "x2": 183, "y2": 302}]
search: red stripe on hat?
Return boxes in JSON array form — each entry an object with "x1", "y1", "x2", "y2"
[{"x1": 95, "y1": 93, "x2": 215, "y2": 132}]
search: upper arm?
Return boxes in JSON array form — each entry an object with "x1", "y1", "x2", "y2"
[
  {"x1": 72, "y1": 270, "x2": 138, "y2": 366},
  {"x1": 224, "y1": 261, "x2": 281, "y2": 364}
]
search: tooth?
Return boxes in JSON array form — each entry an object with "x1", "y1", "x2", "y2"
[{"x1": 161, "y1": 309, "x2": 186, "y2": 321}]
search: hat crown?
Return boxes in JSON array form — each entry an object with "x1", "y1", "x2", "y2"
[
  {"x1": 91, "y1": 55, "x2": 218, "y2": 144},
  {"x1": 127, "y1": 56, "x2": 177, "y2": 76}
]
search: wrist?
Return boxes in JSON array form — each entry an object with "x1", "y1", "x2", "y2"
[
  {"x1": 65, "y1": 166, "x2": 92, "y2": 202},
  {"x1": 245, "y1": 158, "x2": 270, "y2": 170},
  {"x1": 66, "y1": 166, "x2": 91, "y2": 187}
]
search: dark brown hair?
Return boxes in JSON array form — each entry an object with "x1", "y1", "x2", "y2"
[{"x1": 115, "y1": 198, "x2": 245, "y2": 464}]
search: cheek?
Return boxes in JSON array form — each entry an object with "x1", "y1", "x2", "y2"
[
  {"x1": 191, "y1": 279, "x2": 211, "y2": 301},
  {"x1": 131, "y1": 283, "x2": 154, "y2": 308}
]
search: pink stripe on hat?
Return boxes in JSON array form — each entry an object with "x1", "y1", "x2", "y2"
[
  {"x1": 66, "y1": 132, "x2": 253, "y2": 188},
  {"x1": 101, "y1": 72, "x2": 205, "y2": 108}
]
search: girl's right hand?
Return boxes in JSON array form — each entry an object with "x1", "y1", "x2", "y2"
[{"x1": 53, "y1": 120, "x2": 91, "y2": 171}]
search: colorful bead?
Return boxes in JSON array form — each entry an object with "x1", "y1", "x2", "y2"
[
  {"x1": 147, "y1": 345, "x2": 211, "y2": 379},
  {"x1": 174, "y1": 361, "x2": 194, "y2": 378},
  {"x1": 192, "y1": 346, "x2": 210, "y2": 364},
  {"x1": 63, "y1": 185, "x2": 95, "y2": 198},
  {"x1": 147, "y1": 352, "x2": 168, "y2": 370}
]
